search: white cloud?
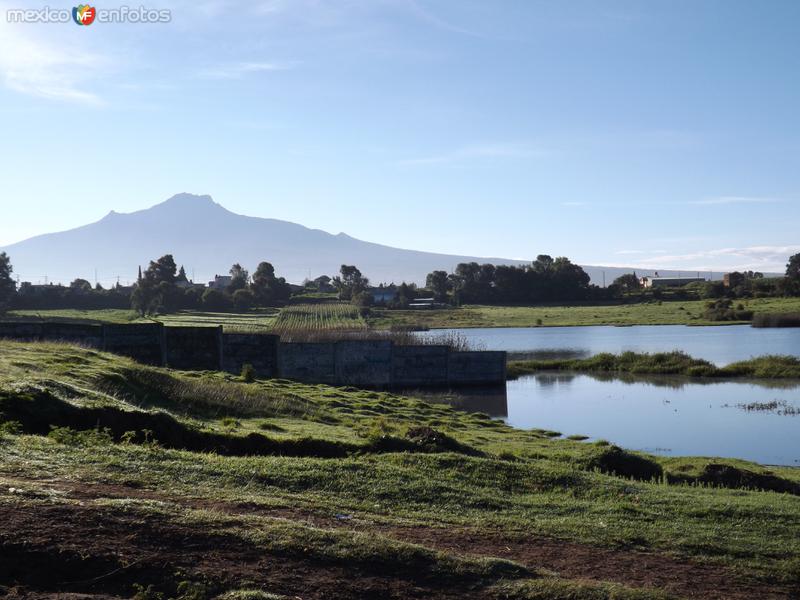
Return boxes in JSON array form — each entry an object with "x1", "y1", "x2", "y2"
[
  {"x1": 690, "y1": 196, "x2": 787, "y2": 206},
  {"x1": 197, "y1": 61, "x2": 294, "y2": 79},
  {"x1": 614, "y1": 245, "x2": 800, "y2": 273},
  {"x1": 397, "y1": 142, "x2": 549, "y2": 166},
  {"x1": 0, "y1": 8, "x2": 112, "y2": 105}
]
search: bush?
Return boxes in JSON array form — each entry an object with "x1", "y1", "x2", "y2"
[
  {"x1": 586, "y1": 445, "x2": 663, "y2": 481},
  {"x1": 752, "y1": 313, "x2": 800, "y2": 328},
  {"x1": 232, "y1": 288, "x2": 255, "y2": 311},
  {"x1": 202, "y1": 288, "x2": 230, "y2": 311},
  {"x1": 241, "y1": 363, "x2": 256, "y2": 382}
]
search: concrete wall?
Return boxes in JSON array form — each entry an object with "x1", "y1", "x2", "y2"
[
  {"x1": 0, "y1": 322, "x2": 43, "y2": 340},
  {"x1": 447, "y1": 351, "x2": 507, "y2": 386},
  {"x1": 41, "y1": 322, "x2": 104, "y2": 348},
  {"x1": 277, "y1": 342, "x2": 336, "y2": 384},
  {"x1": 222, "y1": 333, "x2": 279, "y2": 377},
  {"x1": 335, "y1": 340, "x2": 393, "y2": 386},
  {"x1": 392, "y1": 345, "x2": 449, "y2": 387},
  {"x1": 103, "y1": 323, "x2": 165, "y2": 366},
  {"x1": 164, "y1": 326, "x2": 222, "y2": 371},
  {"x1": 0, "y1": 321, "x2": 506, "y2": 387}
]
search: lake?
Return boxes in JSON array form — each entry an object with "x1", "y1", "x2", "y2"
[
  {"x1": 419, "y1": 324, "x2": 800, "y2": 365},
  {"x1": 413, "y1": 325, "x2": 800, "y2": 465}
]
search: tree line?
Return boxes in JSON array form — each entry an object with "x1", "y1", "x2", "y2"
[
  {"x1": 425, "y1": 255, "x2": 595, "y2": 304},
  {"x1": 132, "y1": 254, "x2": 292, "y2": 315}
]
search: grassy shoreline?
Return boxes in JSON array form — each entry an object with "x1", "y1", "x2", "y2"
[
  {"x1": 1, "y1": 339, "x2": 800, "y2": 597},
  {"x1": 508, "y1": 351, "x2": 800, "y2": 380}
]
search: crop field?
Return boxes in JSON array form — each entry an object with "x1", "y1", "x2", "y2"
[
  {"x1": 271, "y1": 302, "x2": 367, "y2": 337},
  {"x1": 157, "y1": 309, "x2": 280, "y2": 332}
]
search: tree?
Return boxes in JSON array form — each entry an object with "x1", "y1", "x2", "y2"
[
  {"x1": 612, "y1": 273, "x2": 641, "y2": 291},
  {"x1": 0, "y1": 252, "x2": 15, "y2": 313},
  {"x1": 202, "y1": 288, "x2": 230, "y2": 311},
  {"x1": 146, "y1": 254, "x2": 177, "y2": 284},
  {"x1": 177, "y1": 265, "x2": 189, "y2": 284},
  {"x1": 251, "y1": 261, "x2": 290, "y2": 305},
  {"x1": 426, "y1": 270, "x2": 450, "y2": 302},
  {"x1": 232, "y1": 288, "x2": 255, "y2": 311},
  {"x1": 228, "y1": 263, "x2": 249, "y2": 293},
  {"x1": 70, "y1": 278, "x2": 93, "y2": 292},
  {"x1": 787, "y1": 253, "x2": 800, "y2": 281},
  {"x1": 132, "y1": 254, "x2": 178, "y2": 316},
  {"x1": 333, "y1": 265, "x2": 368, "y2": 301}
]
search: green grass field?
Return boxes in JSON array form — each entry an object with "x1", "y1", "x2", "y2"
[
  {"x1": 368, "y1": 297, "x2": 800, "y2": 329},
  {"x1": 1, "y1": 339, "x2": 799, "y2": 598},
  {"x1": 10, "y1": 296, "x2": 800, "y2": 331}
]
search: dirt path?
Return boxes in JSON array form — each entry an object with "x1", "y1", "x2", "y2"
[{"x1": 2, "y1": 477, "x2": 797, "y2": 599}]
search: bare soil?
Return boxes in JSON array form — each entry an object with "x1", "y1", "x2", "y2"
[{"x1": 2, "y1": 478, "x2": 797, "y2": 600}]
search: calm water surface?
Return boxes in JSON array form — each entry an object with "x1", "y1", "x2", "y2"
[
  {"x1": 422, "y1": 324, "x2": 800, "y2": 365},
  {"x1": 506, "y1": 374, "x2": 800, "y2": 465},
  {"x1": 414, "y1": 325, "x2": 800, "y2": 464}
]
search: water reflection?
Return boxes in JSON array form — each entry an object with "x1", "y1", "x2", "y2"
[
  {"x1": 420, "y1": 325, "x2": 800, "y2": 366},
  {"x1": 411, "y1": 373, "x2": 800, "y2": 465},
  {"x1": 411, "y1": 386, "x2": 508, "y2": 419}
]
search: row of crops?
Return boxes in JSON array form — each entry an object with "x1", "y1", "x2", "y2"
[{"x1": 271, "y1": 302, "x2": 368, "y2": 339}]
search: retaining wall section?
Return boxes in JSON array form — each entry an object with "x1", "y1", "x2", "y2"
[
  {"x1": 335, "y1": 340, "x2": 393, "y2": 386},
  {"x1": 447, "y1": 351, "x2": 507, "y2": 386},
  {"x1": 391, "y1": 345, "x2": 449, "y2": 387},
  {"x1": 0, "y1": 321, "x2": 507, "y2": 386},
  {"x1": 164, "y1": 326, "x2": 223, "y2": 371},
  {"x1": 277, "y1": 342, "x2": 336, "y2": 384},
  {"x1": 0, "y1": 322, "x2": 43, "y2": 341},
  {"x1": 103, "y1": 323, "x2": 165, "y2": 366},
  {"x1": 222, "y1": 333, "x2": 279, "y2": 377},
  {"x1": 41, "y1": 322, "x2": 104, "y2": 348}
]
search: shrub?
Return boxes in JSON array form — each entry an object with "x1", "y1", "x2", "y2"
[
  {"x1": 241, "y1": 362, "x2": 256, "y2": 382},
  {"x1": 586, "y1": 445, "x2": 663, "y2": 481},
  {"x1": 752, "y1": 313, "x2": 800, "y2": 328}
]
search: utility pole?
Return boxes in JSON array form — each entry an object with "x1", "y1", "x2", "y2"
[{"x1": 602, "y1": 271, "x2": 606, "y2": 288}]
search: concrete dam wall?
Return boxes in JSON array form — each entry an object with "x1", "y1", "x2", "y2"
[{"x1": 0, "y1": 321, "x2": 506, "y2": 387}]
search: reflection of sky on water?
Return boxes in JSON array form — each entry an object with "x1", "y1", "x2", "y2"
[
  {"x1": 420, "y1": 325, "x2": 800, "y2": 366},
  {"x1": 507, "y1": 373, "x2": 800, "y2": 466}
]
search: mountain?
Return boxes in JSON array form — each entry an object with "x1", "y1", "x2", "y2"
[{"x1": 1, "y1": 193, "x2": 721, "y2": 287}]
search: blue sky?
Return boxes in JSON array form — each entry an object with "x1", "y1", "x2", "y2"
[{"x1": 1, "y1": 0, "x2": 798, "y2": 273}]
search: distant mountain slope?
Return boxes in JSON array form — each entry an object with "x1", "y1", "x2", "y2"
[{"x1": 1, "y1": 193, "x2": 721, "y2": 286}]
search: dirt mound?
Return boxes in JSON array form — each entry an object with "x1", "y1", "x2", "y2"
[
  {"x1": 669, "y1": 463, "x2": 800, "y2": 495},
  {"x1": 585, "y1": 445, "x2": 663, "y2": 481},
  {"x1": 405, "y1": 426, "x2": 483, "y2": 456}
]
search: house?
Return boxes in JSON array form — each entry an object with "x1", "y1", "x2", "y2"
[
  {"x1": 207, "y1": 275, "x2": 232, "y2": 290},
  {"x1": 370, "y1": 285, "x2": 397, "y2": 304},
  {"x1": 408, "y1": 297, "x2": 435, "y2": 309},
  {"x1": 641, "y1": 276, "x2": 705, "y2": 289}
]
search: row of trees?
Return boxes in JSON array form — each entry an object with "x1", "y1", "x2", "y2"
[
  {"x1": 426, "y1": 256, "x2": 594, "y2": 304},
  {"x1": 132, "y1": 255, "x2": 292, "y2": 315}
]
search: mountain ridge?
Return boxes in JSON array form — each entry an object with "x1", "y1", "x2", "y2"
[{"x1": 2, "y1": 193, "x2": 725, "y2": 287}]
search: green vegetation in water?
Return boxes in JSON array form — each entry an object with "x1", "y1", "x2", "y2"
[
  {"x1": 752, "y1": 312, "x2": 800, "y2": 328},
  {"x1": 1, "y1": 339, "x2": 800, "y2": 598},
  {"x1": 507, "y1": 351, "x2": 800, "y2": 380}
]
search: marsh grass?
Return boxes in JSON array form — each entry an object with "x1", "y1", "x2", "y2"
[
  {"x1": 508, "y1": 351, "x2": 800, "y2": 380},
  {"x1": 752, "y1": 312, "x2": 800, "y2": 328}
]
